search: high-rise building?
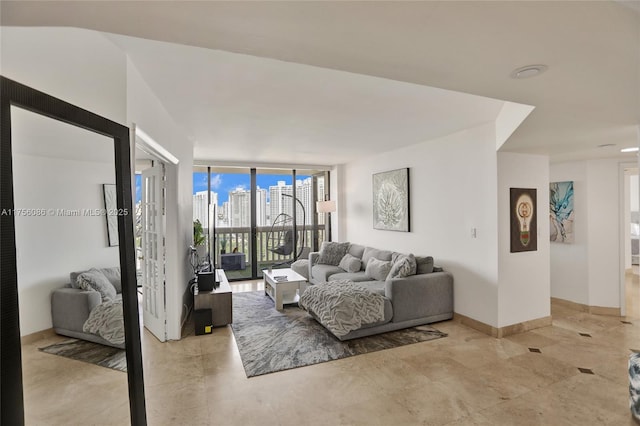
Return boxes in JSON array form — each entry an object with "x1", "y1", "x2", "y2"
[
  {"x1": 296, "y1": 177, "x2": 313, "y2": 225},
  {"x1": 229, "y1": 187, "x2": 251, "y2": 227},
  {"x1": 217, "y1": 186, "x2": 267, "y2": 228},
  {"x1": 269, "y1": 181, "x2": 293, "y2": 225},
  {"x1": 317, "y1": 177, "x2": 325, "y2": 225},
  {"x1": 268, "y1": 178, "x2": 317, "y2": 225},
  {"x1": 218, "y1": 201, "x2": 230, "y2": 227},
  {"x1": 255, "y1": 186, "x2": 268, "y2": 226},
  {"x1": 193, "y1": 191, "x2": 217, "y2": 228}
]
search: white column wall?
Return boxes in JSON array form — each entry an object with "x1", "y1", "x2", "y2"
[
  {"x1": 341, "y1": 123, "x2": 500, "y2": 327},
  {"x1": 586, "y1": 160, "x2": 621, "y2": 308},
  {"x1": 497, "y1": 152, "x2": 550, "y2": 327},
  {"x1": 550, "y1": 159, "x2": 625, "y2": 309},
  {"x1": 549, "y1": 161, "x2": 589, "y2": 305}
]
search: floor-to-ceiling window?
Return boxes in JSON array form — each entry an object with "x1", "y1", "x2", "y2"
[{"x1": 193, "y1": 166, "x2": 329, "y2": 281}]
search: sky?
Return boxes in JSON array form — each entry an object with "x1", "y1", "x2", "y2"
[{"x1": 135, "y1": 172, "x2": 311, "y2": 204}]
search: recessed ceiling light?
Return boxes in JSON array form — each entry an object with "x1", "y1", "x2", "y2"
[
  {"x1": 510, "y1": 64, "x2": 548, "y2": 79},
  {"x1": 621, "y1": 147, "x2": 639, "y2": 153}
]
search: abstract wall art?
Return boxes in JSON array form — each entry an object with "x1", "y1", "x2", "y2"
[
  {"x1": 510, "y1": 188, "x2": 537, "y2": 252},
  {"x1": 549, "y1": 181, "x2": 574, "y2": 243},
  {"x1": 373, "y1": 168, "x2": 410, "y2": 232}
]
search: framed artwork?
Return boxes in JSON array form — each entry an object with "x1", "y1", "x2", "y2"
[
  {"x1": 549, "y1": 181, "x2": 574, "y2": 243},
  {"x1": 103, "y1": 184, "x2": 119, "y2": 246},
  {"x1": 372, "y1": 168, "x2": 410, "y2": 232},
  {"x1": 510, "y1": 188, "x2": 537, "y2": 252}
]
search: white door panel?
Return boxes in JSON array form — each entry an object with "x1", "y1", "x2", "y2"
[{"x1": 141, "y1": 162, "x2": 166, "y2": 342}]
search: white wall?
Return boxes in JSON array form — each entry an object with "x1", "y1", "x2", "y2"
[
  {"x1": 342, "y1": 123, "x2": 500, "y2": 326},
  {"x1": 1, "y1": 27, "x2": 128, "y2": 336},
  {"x1": 0, "y1": 27, "x2": 127, "y2": 123},
  {"x1": 12, "y1": 109, "x2": 120, "y2": 335},
  {"x1": 2, "y1": 27, "x2": 194, "y2": 339},
  {"x1": 587, "y1": 160, "x2": 621, "y2": 308},
  {"x1": 126, "y1": 59, "x2": 194, "y2": 340},
  {"x1": 550, "y1": 159, "x2": 624, "y2": 309},
  {"x1": 497, "y1": 153, "x2": 550, "y2": 327},
  {"x1": 549, "y1": 161, "x2": 589, "y2": 304}
]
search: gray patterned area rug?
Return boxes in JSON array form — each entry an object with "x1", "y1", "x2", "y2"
[
  {"x1": 231, "y1": 291, "x2": 447, "y2": 377},
  {"x1": 39, "y1": 339, "x2": 127, "y2": 372}
]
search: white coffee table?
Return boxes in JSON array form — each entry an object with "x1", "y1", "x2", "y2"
[{"x1": 263, "y1": 268, "x2": 308, "y2": 311}]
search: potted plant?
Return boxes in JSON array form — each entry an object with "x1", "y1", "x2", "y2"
[
  {"x1": 220, "y1": 237, "x2": 227, "y2": 255},
  {"x1": 193, "y1": 220, "x2": 207, "y2": 260}
]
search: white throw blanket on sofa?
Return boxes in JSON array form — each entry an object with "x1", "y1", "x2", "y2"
[
  {"x1": 83, "y1": 301, "x2": 125, "y2": 345},
  {"x1": 299, "y1": 280, "x2": 385, "y2": 338}
]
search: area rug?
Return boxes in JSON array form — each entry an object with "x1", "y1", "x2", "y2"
[
  {"x1": 39, "y1": 339, "x2": 127, "y2": 372},
  {"x1": 231, "y1": 291, "x2": 447, "y2": 377}
]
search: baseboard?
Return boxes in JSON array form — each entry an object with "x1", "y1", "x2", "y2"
[
  {"x1": 453, "y1": 313, "x2": 498, "y2": 337},
  {"x1": 21, "y1": 328, "x2": 56, "y2": 345},
  {"x1": 551, "y1": 297, "x2": 621, "y2": 317},
  {"x1": 498, "y1": 316, "x2": 552, "y2": 338},
  {"x1": 453, "y1": 313, "x2": 552, "y2": 338}
]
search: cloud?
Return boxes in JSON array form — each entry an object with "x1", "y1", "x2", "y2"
[{"x1": 211, "y1": 174, "x2": 223, "y2": 190}]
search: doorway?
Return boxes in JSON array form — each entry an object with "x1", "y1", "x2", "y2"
[
  {"x1": 134, "y1": 131, "x2": 171, "y2": 343},
  {"x1": 624, "y1": 168, "x2": 640, "y2": 318}
]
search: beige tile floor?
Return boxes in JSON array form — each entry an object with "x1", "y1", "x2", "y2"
[{"x1": 21, "y1": 275, "x2": 640, "y2": 425}]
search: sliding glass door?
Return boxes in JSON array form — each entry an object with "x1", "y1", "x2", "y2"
[
  {"x1": 193, "y1": 166, "x2": 328, "y2": 281},
  {"x1": 256, "y1": 169, "x2": 295, "y2": 277}
]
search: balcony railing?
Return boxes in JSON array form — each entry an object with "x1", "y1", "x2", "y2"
[{"x1": 206, "y1": 225, "x2": 326, "y2": 278}]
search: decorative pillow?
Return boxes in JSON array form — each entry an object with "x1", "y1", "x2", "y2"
[
  {"x1": 388, "y1": 253, "x2": 417, "y2": 279},
  {"x1": 339, "y1": 253, "x2": 362, "y2": 273},
  {"x1": 360, "y1": 247, "x2": 393, "y2": 271},
  {"x1": 317, "y1": 241, "x2": 350, "y2": 266},
  {"x1": 99, "y1": 267, "x2": 122, "y2": 293},
  {"x1": 365, "y1": 258, "x2": 393, "y2": 281},
  {"x1": 76, "y1": 269, "x2": 117, "y2": 302},
  {"x1": 415, "y1": 256, "x2": 434, "y2": 274},
  {"x1": 347, "y1": 243, "x2": 366, "y2": 259},
  {"x1": 69, "y1": 270, "x2": 89, "y2": 289}
]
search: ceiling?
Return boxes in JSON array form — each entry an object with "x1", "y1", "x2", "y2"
[
  {"x1": 2, "y1": 1, "x2": 639, "y2": 165},
  {"x1": 109, "y1": 33, "x2": 505, "y2": 166}
]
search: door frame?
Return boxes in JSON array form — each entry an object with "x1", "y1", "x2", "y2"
[
  {"x1": 619, "y1": 163, "x2": 639, "y2": 317},
  {"x1": 0, "y1": 76, "x2": 147, "y2": 425}
]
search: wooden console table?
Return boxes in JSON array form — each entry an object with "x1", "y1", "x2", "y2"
[{"x1": 194, "y1": 269, "x2": 232, "y2": 326}]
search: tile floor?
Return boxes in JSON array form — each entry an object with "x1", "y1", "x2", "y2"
[{"x1": 21, "y1": 275, "x2": 640, "y2": 425}]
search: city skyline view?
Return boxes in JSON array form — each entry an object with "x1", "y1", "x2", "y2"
[
  {"x1": 192, "y1": 172, "x2": 311, "y2": 204},
  {"x1": 135, "y1": 172, "x2": 312, "y2": 204},
  {"x1": 193, "y1": 176, "x2": 323, "y2": 228}
]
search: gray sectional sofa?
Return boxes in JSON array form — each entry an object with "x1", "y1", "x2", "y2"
[
  {"x1": 51, "y1": 267, "x2": 125, "y2": 349},
  {"x1": 296, "y1": 242, "x2": 453, "y2": 340}
]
